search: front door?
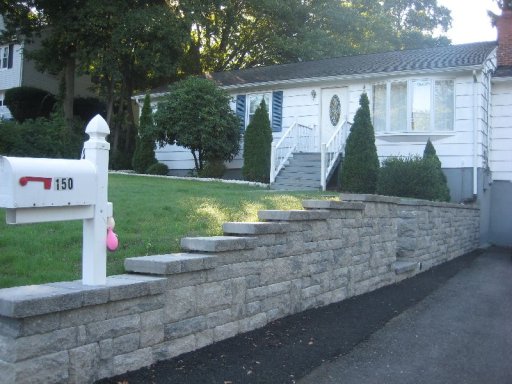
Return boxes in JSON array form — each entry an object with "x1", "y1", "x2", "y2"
[{"x1": 321, "y1": 87, "x2": 348, "y2": 146}]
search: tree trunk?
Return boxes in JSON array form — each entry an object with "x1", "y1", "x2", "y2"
[{"x1": 62, "y1": 57, "x2": 75, "y2": 126}]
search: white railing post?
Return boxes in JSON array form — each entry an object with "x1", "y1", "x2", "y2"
[
  {"x1": 82, "y1": 115, "x2": 110, "y2": 285},
  {"x1": 270, "y1": 142, "x2": 276, "y2": 184},
  {"x1": 321, "y1": 143, "x2": 327, "y2": 191}
]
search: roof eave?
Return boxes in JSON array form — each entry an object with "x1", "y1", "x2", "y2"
[{"x1": 218, "y1": 64, "x2": 485, "y2": 92}]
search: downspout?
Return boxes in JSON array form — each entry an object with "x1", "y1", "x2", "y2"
[
  {"x1": 472, "y1": 70, "x2": 478, "y2": 199},
  {"x1": 18, "y1": 41, "x2": 24, "y2": 86}
]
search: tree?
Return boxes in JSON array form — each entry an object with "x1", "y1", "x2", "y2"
[
  {"x1": 243, "y1": 100, "x2": 273, "y2": 183},
  {"x1": 423, "y1": 139, "x2": 450, "y2": 201},
  {"x1": 339, "y1": 93, "x2": 380, "y2": 194},
  {"x1": 154, "y1": 77, "x2": 240, "y2": 173},
  {"x1": 132, "y1": 94, "x2": 157, "y2": 174}
]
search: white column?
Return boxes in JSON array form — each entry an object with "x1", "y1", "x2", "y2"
[{"x1": 82, "y1": 115, "x2": 110, "y2": 285}]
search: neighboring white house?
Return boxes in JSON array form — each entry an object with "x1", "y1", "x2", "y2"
[
  {"x1": 135, "y1": 9, "x2": 512, "y2": 247},
  {"x1": 0, "y1": 16, "x2": 93, "y2": 119}
]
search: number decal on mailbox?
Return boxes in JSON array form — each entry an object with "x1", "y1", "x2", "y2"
[{"x1": 54, "y1": 178, "x2": 74, "y2": 191}]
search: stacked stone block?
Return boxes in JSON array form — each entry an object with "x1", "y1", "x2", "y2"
[{"x1": 0, "y1": 195, "x2": 480, "y2": 383}]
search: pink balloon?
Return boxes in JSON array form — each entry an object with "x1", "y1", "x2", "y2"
[{"x1": 107, "y1": 228, "x2": 119, "y2": 251}]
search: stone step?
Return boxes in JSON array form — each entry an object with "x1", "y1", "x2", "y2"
[
  {"x1": 270, "y1": 184, "x2": 320, "y2": 191},
  {"x1": 180, "y1": 236, "x2": 256, "y2": 253},
  {"x1": 124, "y1": 253, "x2": 217, "y2": 275},
  {"x1": 223, "y1": 222, "x2": 290, "y2": 235},
  {"x1": 302, "y1": 200, "x2": 365, "y2": 211},
  {"x1": 258, "y1": 209, "x2": 330, "y2": 221}
]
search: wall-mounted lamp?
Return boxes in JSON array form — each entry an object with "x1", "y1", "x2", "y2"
[{"x1": 311, "y1": 89, "x2": 317, "y2": 100}]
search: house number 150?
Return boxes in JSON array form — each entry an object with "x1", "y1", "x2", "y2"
[{"x1": 55, "y1": 177, "x2": 74, "y2": 191}]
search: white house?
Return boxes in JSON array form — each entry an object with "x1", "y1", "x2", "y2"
[
  {"x1": 136, "y1": 9, "x2": 512, "y2": 247},
  {"x1": 0, "y1": 16, "x2": 93, "y2": 119}
]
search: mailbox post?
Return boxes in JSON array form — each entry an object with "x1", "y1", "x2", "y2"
[
  {"x1": 82, "y1": 115, "x2": 110, "y2": 285},
  {"x1": 0, "y1": 115, "x2": 113, "y2": 286}
]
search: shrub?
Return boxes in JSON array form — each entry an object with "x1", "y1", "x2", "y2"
[
  {"x1": 0, "y1": 112, "x2": 82, "y2": 158},
  {"x1": 198, "y1": 159, "x2": 226, "y2": 178},
  {"x1": 376, "y1": 155, "x2": 450, "y2": 202},
  {"x1": 423, "y1": 139, "x2": 450, "y2": 202},
  {"x1": 339, "y1": 93, "x2": 379, "y2": 193},
  {"x1": 146, "y1": 162, "x2": 169, "y2": 175},
  {"x1": 154, "y1": 77, "x2": 240, "y2": 173},
  {"x1": 242, "y1": 100, "x2": 273, "y2": 183},
  {"x1": 4, "y1": 87, "x2": 56, "y2": 122},
  {"x1": 132, "y1": 94, "x2": 157, "y2": 173}
]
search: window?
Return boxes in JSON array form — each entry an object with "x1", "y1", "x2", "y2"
[
  {"x1": 247, "y1": 93, "x2": 271, "y2": 124},
  {"x1": 373, "y1": 79, "x2": 454, "y2": 133},
  {"x1": 0, "y1": 46, "x2": 9, "y2": 69}
]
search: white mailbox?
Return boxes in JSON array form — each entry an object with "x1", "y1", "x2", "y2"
[{"x1": 0, "y1": 156, "x2": 97, "y2": 208}]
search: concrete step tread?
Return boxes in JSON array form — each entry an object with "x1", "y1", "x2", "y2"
[
  {"x1": 181, "y1": 236, "x2": 257, "y2": 252},
  {"x1": 125, "y1": 253, "x2": 217, "y2": 275},
  {"x1": 223, "y1": 222, "x2": 290, "y2": 235},
  {"x1": 258, "y1": 209, "x2": 330, "y2": 221}
]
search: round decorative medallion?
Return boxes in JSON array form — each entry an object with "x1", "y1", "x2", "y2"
[{"x1": 329, "y1": 95, "x2": 341, "y2": 126}]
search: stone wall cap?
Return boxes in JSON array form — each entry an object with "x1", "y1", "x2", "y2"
[
  {"x1": 258, "y1": 209, "x2": 330, "y2": 221},
  {"x1": 302, "y1": 200, "x2": 364, "y2": 210},
  {"x1": 340, "y1": 194, "x2": 400, "y2": 204},
  {"x1": 0, "y1": 274, "x2": 167, "y2": 319},
  {"x1": 223, "y1": 222, "x2": 290, "y2": 235},
  {"x1": 181, "y1": 236, "x2": 257, "y2": 253},
  {"x1": 125, "y1": 253, "x2": 217, "y2": 275}
]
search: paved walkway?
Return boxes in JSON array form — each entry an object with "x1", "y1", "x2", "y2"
[
  {"x1": 299, "y1": 247, "x2": 512, "y2": 384},
  {"x1": 98, "y1": 247, "x2": 512, "y2": 384}
]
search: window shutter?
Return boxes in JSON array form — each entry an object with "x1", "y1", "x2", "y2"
[
  {"x1": 7, "y1": 44, "x2": 14, "y2": 69},
  {"x1": 271, "y1": 91, "x2": 283, "y2": 132},
  {"x1": 236, "y1": 94, "x2": 246, "y2": 132}
]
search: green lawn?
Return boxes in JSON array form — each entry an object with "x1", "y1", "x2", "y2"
[{"x1": 0, "y1": 174, "x2": 336, "y2": 288}]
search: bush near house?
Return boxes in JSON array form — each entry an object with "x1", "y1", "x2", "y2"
[
  {"x1": 339, "y1": 93, "x2": 379, "y2": 193},
  {"x1": 0, "y1": 112, "x2": 82, "y2": 158},
  {"x1": 4, "y1": 87, "x2": 57, "y2": 122},
  {"x1": 132, "y1": 94, "x2": 158, "y2": 173},
  {"x1": 377, "y1": 140, "x2": 450, "y2": 202},
  {"x1": 243, "y1": 100, "x2": 273, "y2": 183},
  {"x1": 154, "y1": 77, "x2": 240, "y2": 174}
]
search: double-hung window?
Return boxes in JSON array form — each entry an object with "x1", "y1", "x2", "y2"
[
  {"x1": 247, "y1": 93, "x2": 271, "y2": 125},
  {"x1": 0, "y1": 46, "x2": 9, "y2": 69},
  {"x1": 373, "y1": 79, "x2": 454, "y2": 133}
]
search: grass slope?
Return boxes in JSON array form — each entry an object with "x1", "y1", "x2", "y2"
[{"x1": 0, "y1": 174, "x2": 334, "y2": 288}]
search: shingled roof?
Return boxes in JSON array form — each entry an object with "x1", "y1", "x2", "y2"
[{"x1": 207, "y1": 41, "x2": 497, "y2": 88}]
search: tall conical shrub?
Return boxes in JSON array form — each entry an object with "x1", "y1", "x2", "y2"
[
  {"x1": 423, "y1": 139, "x2": 450, "y2": 201},
  {"x1": 339, "y1": 93, "x2": 379, "y2": 193},
  {"x1": 242, "y1": 100, "x2": 273, "y2": 182},
  {"x1": 132, "y1": 94, "x2": 158, "y2": 173}
]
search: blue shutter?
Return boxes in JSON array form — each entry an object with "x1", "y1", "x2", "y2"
[
  {"x1": 272, "y1": 91, "x2": 283, "y2": 132},
  {"x1": 236, "y1": 95, "x2": 246, "y2": 132},
  {"x1": 7, "y1": 44, "x2": 14, "y2": 69}
]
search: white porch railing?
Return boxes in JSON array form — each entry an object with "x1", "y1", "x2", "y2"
[
  {"x1": 320, "y1": 120, "x2": 352, "y2": 191},
  {"x1": 270, "y1": 122, "x2": 316, "y2": 184}
]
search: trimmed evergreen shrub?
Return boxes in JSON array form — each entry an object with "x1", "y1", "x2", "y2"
[
  {"x1": 0, "y1": 112, "x2": 82, "y2": 158},
  {"x1": 146, "y1": 162, "x2": 169, "y2": 175},
  {"x1": 132, "y1": 94, "x2": 157, "y2": 173},
  {"x1": 339, "y1": 93, "x2": 379, "y2": 193},
  {"x1": 4, "y1": 87, "x2": 56, "y2": 122},
  {"x1": 242, "y1": 100, "x2": 273, "y2": 183},
  {"x1": 423, "y1": 139, "x2": 450, "y2": 201}
]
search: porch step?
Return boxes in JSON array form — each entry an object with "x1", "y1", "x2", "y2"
[{"x1": 271, "y1": 152, "x2": 322, "y2": 191}]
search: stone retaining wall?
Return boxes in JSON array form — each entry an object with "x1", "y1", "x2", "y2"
[{"x1": 0, "y1": 195, "x2": 480, "y2": 384}]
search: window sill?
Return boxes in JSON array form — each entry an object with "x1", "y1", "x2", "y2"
[{"x1": 375, "y1": 131, "x2": 455, "y2": 141}]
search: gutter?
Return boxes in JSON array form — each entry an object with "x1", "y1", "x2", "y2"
[{"x1": 472, "y1": 70, "x2": 478, "y2": 198}]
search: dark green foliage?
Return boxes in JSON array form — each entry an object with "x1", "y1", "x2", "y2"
[
  {"x1": 73, "y1": 97, "x2": 106, "y2": 122},
  {"x1": 198, "y1": 159, "x2": 226, "y2": 178},
  {"x1": 0, "y1": 112, "x2": 82, "y2": 159},
  {"x1": 4, "y1": 87, "x2": 56, "y2": 122},
  {"x1": 423, "y1": 139, "x2": 450, "y2": 201},
  {"x1": 339, "y1": 93, "x2": 379, "y2": 193},
  {"x1": 242, "y1": 100, "x2": 273, "y2": 183},
  {"x1": 154, "y1": 77, "x2": 240, "y2": 173},
  {"x1": 377, "y1": 157, "x2": 450, "y2": 202},
  {"x1": 132, "y1": 94, "x2": 157, "y2": 173},
  {"x1": 146, "y1": 162, "x2": 169, "y2": 175}
]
